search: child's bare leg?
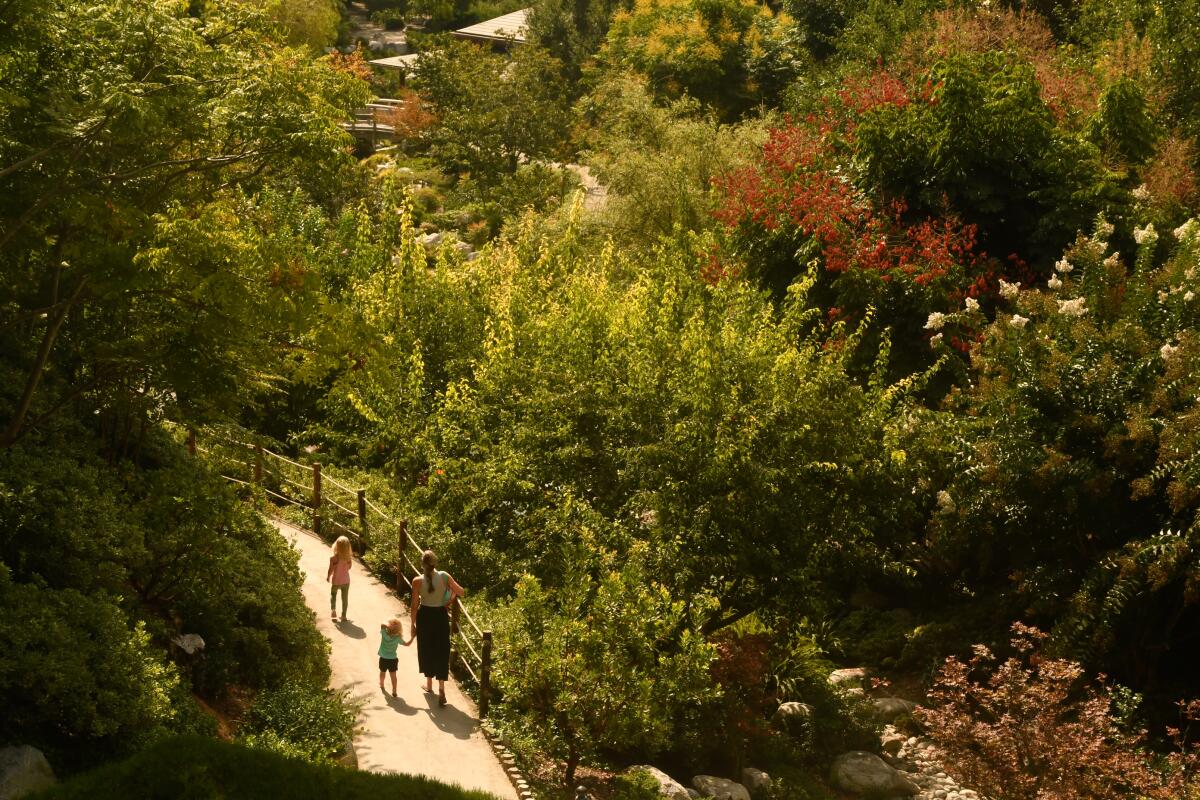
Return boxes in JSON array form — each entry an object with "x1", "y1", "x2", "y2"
[
  {"x1": 379, "y1": 671, "x2": 386, "y2": 690},
  {"x1": 390, "y1": 671, "x2": 398, "y2": 695}
]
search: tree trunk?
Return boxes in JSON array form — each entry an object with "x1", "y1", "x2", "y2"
[
  {"x1": 0, "y1": 277, "x2": 86, "y2": 448},
  {"x1": 564, "y1": 744, "x2": 579, "y2": 787}
]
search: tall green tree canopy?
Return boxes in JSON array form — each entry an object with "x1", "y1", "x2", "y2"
[{"x1": 0, "y1": 0, "x2": 368, "y2": 449}]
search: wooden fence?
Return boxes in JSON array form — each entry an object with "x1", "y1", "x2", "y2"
[{"x1": 191, "y1": 429, "x2": 494, "y2": 717}]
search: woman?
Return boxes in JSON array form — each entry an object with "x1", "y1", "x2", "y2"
[{"x1": 410, "y1": 549, "x2": 465, "y2": 707}]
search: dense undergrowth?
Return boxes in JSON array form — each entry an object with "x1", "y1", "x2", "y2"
[{"x1": 5, "y1": 0, "x2": 1200, "y2": 795}]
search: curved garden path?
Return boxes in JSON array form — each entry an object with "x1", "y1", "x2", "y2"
[{"x1": 275, "y1": 519, "x2": 517, "y2": 799}]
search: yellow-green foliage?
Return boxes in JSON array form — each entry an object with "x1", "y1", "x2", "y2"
[{"x1": 601, "y1": 0, "x2": 802, "y2": 112}]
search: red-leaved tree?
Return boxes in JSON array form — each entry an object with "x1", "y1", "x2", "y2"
[{"x1": 917, "y1": 623, "x2": 1200, "y2": 800}]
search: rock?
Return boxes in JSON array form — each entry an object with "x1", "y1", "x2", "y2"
[
  {"x1": 740, "y1": 768, "x2": 771, "y2": 795},
  {"x1": 334, "y1": 736, "x2": 357, "y2": 770},
  {"x1": 828, "y1": 667, "x2": 869, "y2": 691},
  {"x1": 871, "y1": 697, "x2": 917, "y2": 722},
  {"x1": 171, "y1": 633, "x2": 205, "y2": 655},
  {"x1": 627, "y1": 766, "x2": 690, "y2": 800},
  {"x1": 452, "y1": 240, "x2": 473, "y2": 254},
  {"x1": 420, "y1": 232, "x2": 443, "y2": 248},
  {"x1": 686, "y1": 790, "x2": 701, "y2": 800},
  {"x1": 771, "y1": 701, "x2": 813, "y2": 732},
  {"x1": 0, "y1": 746, "x2": 56, "y2": 800},
  {"x1": 691, "y1": 776, "x2": 750, "y2": 800},
  {"x1": 829, "y1": 751, "x2": 920, "y2": 797},
  {"x1": 881, "y1": 753, "x2": 919, "y2": 773},
  {"x1": 881, "y1": 730, "x2": 906, "y2": 756}
]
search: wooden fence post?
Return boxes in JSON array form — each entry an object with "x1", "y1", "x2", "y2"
[
  {"x1": 396, "y1": 519, "x2": 408, "y2": 592},
  {"x1": 312, "y1": 462, "x2": 322, "y2": 536},
  {"x1": 254, "y1": 445, "x2": 263, "y2": 484},
  {"x1": 357, "y1": 489, "x2": 368, "y2": 538},
  {"x1": 186, "y1": 429, "x2": 196, "y2": 456},
  {"x1": 480, "y1": 630, "x2": 493, "y2": 718}
]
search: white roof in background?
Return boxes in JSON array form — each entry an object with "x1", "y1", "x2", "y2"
[
  {"x1": 370, "y1": 53, "x2": 423, "y2": 70},
  {"x1": 453, "y1": 8, "x2": 529, "y2": 43}
]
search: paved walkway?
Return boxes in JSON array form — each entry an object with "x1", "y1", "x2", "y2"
[{"x1": 274, "y1": 519, "x2": 516, "y2": 799}]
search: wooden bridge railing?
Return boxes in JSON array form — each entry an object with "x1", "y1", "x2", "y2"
[{"x1": 192, "y1": 429, "x2": 495, "y2": 717}]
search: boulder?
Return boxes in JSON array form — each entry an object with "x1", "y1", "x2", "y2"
[
  {"x1": 771, "y1": 701, "x2": 813, "y2": 732},
  {"x1": 627, "y1": 766, "x2": 689, "y2": 800},
  {"x1": 171, "y1": 633, "x2": 205, "y2": 655},
  {"x1": 739, "y1": 768, "x2": 771, "y2": 795},
  {"x1": 829, "y1": 752, "x2": 919, "y2": 797},
  {"x1": 335, "y1": 736, "x2": 358, "y2": 770},
  {"x1": 0, "y1": 746, "x2": 56, "y2": 800},
  {"x1": 880, "y1": 730, "x2": 906, "y2": 756},
  {"x1": 871, "y1": 697, "x2": 917, "y2": 722},
  {"x1": 828, "y1": 668, "x2": 869, "y2": 691},
  {"x1": 420, "y1": 232, "x2": 443, "y2": 248},
  {"x1": 881, "y1": 753, "x2": 919, "y2": 774},
  {"x1": 691, "y1": 776, "x2": 750, "y2": 800}
]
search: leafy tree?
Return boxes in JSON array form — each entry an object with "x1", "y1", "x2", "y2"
[
  {"x1": 1150, "y1": 0, "x2": 1200, "y2": 143},
  {"x1": 0, "y1": 0, "x2": 368, "y2": 449},
  {"x1": 412, "y1": 39, "x2": 572, "y2": 184},
  {"x1": 495, "y1": 552, "x2": 717, "y2": 784},
  {"x1": 600, "y1": 0, "x2": 803, "y2": 115},
  {"x1": 581, "y1": 74, "x2": 767, "y2": 245},
  {"x1": 527, "y1": 0, "x2": 631, "y2": 80},
  {"x1": 266, "y1": 0, "x2": 343, "y2": 48},
  {"x1": 854, "y1": 52, "x2": 1126, "y2": 267}
]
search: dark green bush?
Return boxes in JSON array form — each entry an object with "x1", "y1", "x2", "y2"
[
  {"x1": 0, "y1": 569, "x2": 178, "y2": 766},
  {"x1": 33, "y1": 735, "x2": 501, "y2": 800}
]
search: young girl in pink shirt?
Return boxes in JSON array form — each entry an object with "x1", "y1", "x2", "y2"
[{"x1": 326, "y1": 536, "x2": 352, "y2": 621}]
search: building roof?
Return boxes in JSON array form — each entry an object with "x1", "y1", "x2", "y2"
[
  {"x1": 369, "y1": 53, "x2": 424, "y2": 71},
  {"x1": 452, "y1": 8, "x2": 530, "y2": 44}
]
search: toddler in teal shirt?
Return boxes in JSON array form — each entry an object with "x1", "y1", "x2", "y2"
[{"x1": 379, "y1": 617, "x2": 412, "y2": 696}]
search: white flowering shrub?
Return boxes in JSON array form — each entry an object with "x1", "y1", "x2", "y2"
[{"x1": 914, "y1": 217, "x2": 1200, "y2": 682}]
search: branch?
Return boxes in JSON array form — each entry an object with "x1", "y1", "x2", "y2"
[
  {"x1": 0, "y1": 276, "x2": 89, "y2": 448},
  {"x1": 0, "y1": 110, "x2": 115, "y2": 184},
  {"x1": 6, "y1": 375, "x2": 105, "y2": 448},
  {"x1": 101, "y1": 150, "x2": 262, "y2": 184},
  {"x1": 0, "y1": 142, "x2": 61, "y2": 183}
]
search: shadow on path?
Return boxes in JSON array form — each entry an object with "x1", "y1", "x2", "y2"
[
  {"x1": 334, "y1": 619, "x2": 367, "y2": 640},
  {"x1": 420, "y1": 694, "x2": 477, "y2": 741},
  {"x1": 384, "y1": 693, "x2": 419, "y2": 716}
]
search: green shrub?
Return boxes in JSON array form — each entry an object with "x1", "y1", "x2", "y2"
[
  {"x1": 34, "y1": 735, "x2": 502, "y2": 800},
  {"x1": 611, "y1": 770, "x2": 663, "y2": 800},
  {"x1": 495, "y1": 555, "x2": 717, "y2": 784},
  {"x1": 240, "y1": 679, "x2": 359, "y2": 765},
  {"x1": 0, "y1": 571, "x2": 178, "y2": 766}
]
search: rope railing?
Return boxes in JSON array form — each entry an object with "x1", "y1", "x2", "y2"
[{"x1": 191, "y1": 428, "x2": 495, "y2": 717}]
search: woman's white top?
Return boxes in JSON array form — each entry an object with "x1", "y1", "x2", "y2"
[{"x1": 418, "y1": 570, "x2": 452, "y2": 607}]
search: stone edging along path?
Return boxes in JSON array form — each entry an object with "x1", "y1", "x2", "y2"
[{"x1": 274, "y1": 519, "x2": 520, "y2": 799}]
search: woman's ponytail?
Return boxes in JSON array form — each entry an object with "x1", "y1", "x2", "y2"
[{"x1": 421, "y1": 550, "x2": 437, "y2": 596}]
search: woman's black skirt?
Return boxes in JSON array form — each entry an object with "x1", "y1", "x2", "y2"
[{"x1": 416, "y1": 604, "x2": 450, "y2": 681}]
